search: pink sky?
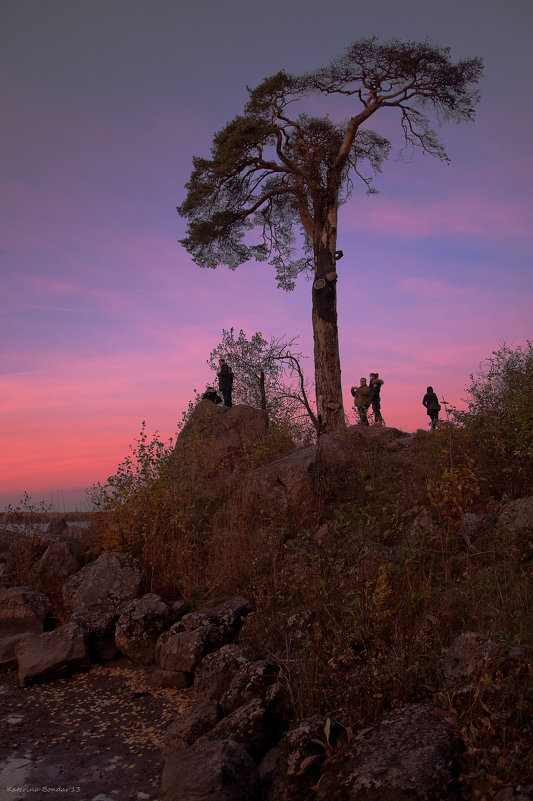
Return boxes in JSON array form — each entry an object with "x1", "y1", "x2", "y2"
[{"x1": 1, "y1": 0, "x2": 532, "y2": 509}]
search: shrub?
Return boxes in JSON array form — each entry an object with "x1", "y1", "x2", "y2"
[{"x1": 449, "y1": 341, "x2": 533, "y2": 497}]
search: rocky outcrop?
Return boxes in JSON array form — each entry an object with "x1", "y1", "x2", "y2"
[
  {"x1": 0, "y1": 586, "x2": 52, "y2": 636},
  {"x1": 62, "y1": 552, "x2": 144, "y2": 613},
  {"x1": 315, "y1": 704, "x2": 463, "y2": 801},
  {"x1": 16, "y1": 622, "x2": 90, "y2": 686},
  {"x1": 171, "y1": 400, "x2": 269, "y2": 481},
  {"x1": 161, "y1": 738, "x2": 260, "y2": 801}
]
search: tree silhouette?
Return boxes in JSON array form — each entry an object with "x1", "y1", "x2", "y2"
[{"x1": 178, "y1": 37, "x2": 483, "y2": 432}]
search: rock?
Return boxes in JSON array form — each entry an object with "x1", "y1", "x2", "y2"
[
  {"x1": 407, "y1": 509, "x2": 440, "y2": 545},
  {"x1": 16, "y1": 622, "x2": 90, "y2": 686},
  {"x1": 62, "y1": 552, "x2": 144, "y2": 613},
  {"x1": 194, "y1": 643, "x2": 261, "y2": 701},
  {"x1": 459, "y1": 513, "x2": 496, "y2": 548},
  {"x1": 220, "y1": 659, "x2": 280, "y2": 715},
  {"x1": 161, "y1": 738, "x2": 260, "y2": 801},
  {"x1": 443, "y1": 632, "x2": 498, "y2": 686},
  {"x1": 115, "y1": 593, "x2": 183, "y2": 664},
  {"x1": 179, "y1": 597, "x2": 253, "y2": 636},
  {"x1": 499, "y1": 496, "x2": 533, "y2": 535},
  {"x1": 163, "y1": 699, "x2": 223, "y2": 758},
  {"x1": 151, "y1": 668, "x2": 193, "y2": 690},
  {"x1": 499, "y1": 497, "x2": 533, "y2": 557},
  {"x1": 0, "y1": 633, "x2": 34, "y2": 671},
  {"x1": 171, "y1": 400, "x2": 269, "y2": 481},
  {"x1": 266, "y1": 716, "x2": 333, "y2": 801},
  {"x1": 200, "y1": 697, "x2": 283, "y2": 762},
  {"x1": 31, "y1": 538, "x2": 84, "y2": 595},
  {"x1": 315, "y1": 704, "x2": 463, "y2": 801},
  {"x1": 0, "y1": 586, "x2": 52, "y2": 636},
  {"x1": 70, "y1": 610, "x2": 120, "y2": 661},
  {"x1": 242, "y1": 446, "x2": 319, "y2": 519},
  {"x1": 156, "y1": 623, "x2": 224, "y2": 673},
  {"x1": 259, "y1": 745, "x2": 281, "y2": 794}
]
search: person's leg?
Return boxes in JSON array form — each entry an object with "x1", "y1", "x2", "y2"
[{"x1": 221, "y1": 389, "x2": 231, "y2": 406}]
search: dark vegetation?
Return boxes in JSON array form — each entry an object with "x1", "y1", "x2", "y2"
[{"x1": 2, "y1": 343, "x2": 532, "y2": 799}]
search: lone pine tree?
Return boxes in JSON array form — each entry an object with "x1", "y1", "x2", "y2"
[{"x1": 178, "y1": 37, "x2": 483, "y2": 433}]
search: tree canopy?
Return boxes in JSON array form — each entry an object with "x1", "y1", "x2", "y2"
[{"x1": 178, "y1": 37, "x2": 483, "y2": 431}]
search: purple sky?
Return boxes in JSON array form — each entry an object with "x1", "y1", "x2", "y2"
[{"x1": 1, "y1": 0, "x2": 532, "y2": 509}]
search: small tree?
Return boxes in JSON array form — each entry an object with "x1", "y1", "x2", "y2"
[
  {"x1": 178, "y1": 37, "x2": 483, "y2": 433},
  {"x1": 208, "y1": 328, "x2": 318, "y2": 439}
]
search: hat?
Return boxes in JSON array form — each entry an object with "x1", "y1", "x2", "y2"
[{"x1": 206, "y1": 386, "x2": 215, "y2": 392}]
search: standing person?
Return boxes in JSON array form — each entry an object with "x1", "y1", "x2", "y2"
[
  {"x1": 217, "y1": 358, "x2": 233, "y2": 407},
  {"x1": 369, "y1": 372, "x2": 385, "y2": 426},
  {"x1": 351, "y1": 377, "x2": 371, "y2": 426},
  {"x1": 422, "y1": 386, "x2": 441, "y2": 430}
]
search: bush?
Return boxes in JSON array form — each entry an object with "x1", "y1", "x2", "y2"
[{"x1": 449, "y1": 341, "x2": 533, "y2": 497}]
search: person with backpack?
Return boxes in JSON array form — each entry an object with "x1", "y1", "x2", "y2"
[
  {"x1": 369, "y1": 372, "x2": 385, "y2": 426},
  {"x1": 217, "y1": 358, "x2": 234, "y2": 407},
  {"x1": 351, "y1": 377, "x2": 371, "y2": 426},
  {"x1": 422, "y1": 386, "x2": 441, "y2": 430}
]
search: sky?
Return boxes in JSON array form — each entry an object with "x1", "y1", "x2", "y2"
[{"x1": 1, "y1": 0, "x2": 532, "y2": 510}]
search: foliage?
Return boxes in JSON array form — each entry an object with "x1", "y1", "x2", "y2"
[
  {"x1": 449, "y1": 341, "x2": 533, "y2": 497},
  {"x1": 178, "y1": 37, "x2": 482, "y2": 286},
  {"x1": 88, "y1": 421, "x2": 216, "y2": 597},
  {"x1": 0, "y1": 493, "x2": 53, "y2": 584},
  {"x1": 208, "y1": 327, "x2": 317, "y2": 441}
]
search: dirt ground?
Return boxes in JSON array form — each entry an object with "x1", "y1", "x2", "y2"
[{"x1": 0, "y1": 659, "x2": 193, "y2": 801}]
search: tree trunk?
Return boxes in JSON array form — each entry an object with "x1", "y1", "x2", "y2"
[
  {"x1": 312, "y1": 207, "x2": 345, "y2": 433},
  {"x1": 259, "y1": 370, "x2": 267, "y2": 410}
]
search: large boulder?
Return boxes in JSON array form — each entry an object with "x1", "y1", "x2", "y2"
[
  {"x1": 161, "y1": 739, "x2": 260, "y2": 801},
  {"x1": 199, "y1": 698, "x2": 283, "y2": 762},
  {"x1": 194, "y1": 644, "x2": 261, "y2": 701},
  {"x1": 31, "y1": 538, "x2": 84, "y2": 595},
  {"x1": 171, "y1": 400, "x2": 269, "y2": 481},
  {"x1": 179, "y1": 597, "x2": 253, "y2": 636},
  {"x1": 265, "y1": 716, "x2": 334, "y2": 801},
  {"x1": 62, "y1": 552, "x2": 144, "y2": 613},
  {"x1": 156, "y1": 623, "x2": 224, "y2": 674},
  {"x1": 16, "y1": 622, "x2": 90, "y2": 686},
  {"x1": 70, "y1": 610, "x2": 120, "y2": 661},
  {"x1": 0, "y1": 633, "x2": 34, "y2": 672},
  {"x1": 0, "y1": 586, "x2": 52, "y2": 636},
  {"x1": 315, "y1": 704, "x2": 463, "y2": 801},
  {"x1": 115, "y1": 593, "x2": 184, "y2": 664},
  {"x1": 242, "y1": 446, "x2": 319, "y2": 519},
  {"x1": 220, "y1": 658, "x2": 280, "y2": 715},
  {"x1": 163, "y1": 699, "x2": 223, "y2": 758}
]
